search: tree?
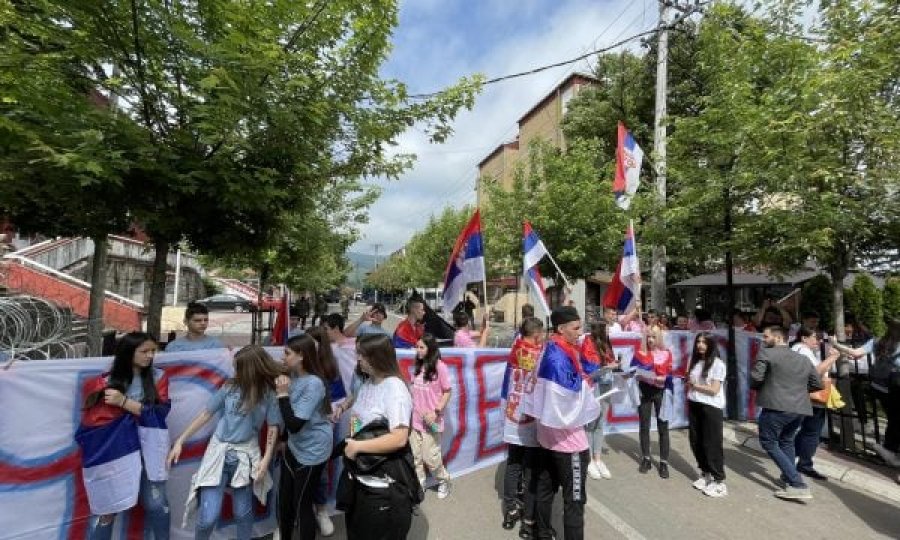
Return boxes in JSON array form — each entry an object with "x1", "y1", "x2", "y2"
[
  {"x1": 847, "y1": 274, "x2": 885, "y2": 337},
  {"x1": 883, "y1": 277, "x2": 900, "y2": 322},
  {"x1": 800, "y1": 275, "x2": 834, "y2": 332}
]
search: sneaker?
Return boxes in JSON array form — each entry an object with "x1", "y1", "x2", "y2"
[
  {"x1": 702, "y1": 481, "x2": 728, "y2": 498},
  {"x1": 588, "y1": 460, "x2": 611, "y2": 480},
  {"x1": 502, "y1": 508, "x2": 520, "y2": 530},
  {"x1": 316, "y1": 508, "x2": 335, "y2": 536},
  {"x1": 692, "y1": 473, "x2": 712, "y2": 490},
  {"x1": 595, "y1": 460, "x2": 612, "y2": 479},
  {"x1": 518, "y1": 522, "x2": 535, "y2": 540},
  {"x1": 437, "y1": 480, "x2": 451, "y2": 499},
  {"x1": 774, "y1": 486, "x2": 813, "y2": 501},
  {"x1": 874, "y1": 444, "x2": 900, "y2": 467},
  {"x1": 638, "y1": 457, "x2": 652, "y2": 474},
  {"x1": 798, "y1": 467, "x2": 828, "y2": 481},
  {"x1": 658, "y1": 462, "x2": 669, "y2": 479}
]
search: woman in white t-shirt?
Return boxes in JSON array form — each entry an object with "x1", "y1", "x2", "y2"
[
  {"x1": 343, "y1": 334, "x2": 415, "y2": 539},
  {"x1": 686, "y1": 333, "x2": 728, "y2": 497}
]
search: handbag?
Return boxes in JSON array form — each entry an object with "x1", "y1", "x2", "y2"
[{"x1": 809, "y1": 376, "x2": 832, "y2": 405}]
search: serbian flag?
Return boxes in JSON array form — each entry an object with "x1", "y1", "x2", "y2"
[
  {"x1": 271, "y1": 291, "x2": 291, "y2": 345},
  {"x1": 392, "y1": 319, "x2": 424, "y2": 349},
  {"x1": 613, "y1": 122, "x2": 644, "y2": 210},
  {"x1": 627, "y1": 353, "x2": 675, "y2": 423},
  {"x1": 441, "y1": 210, "x2": 486, "y2": 313},
  {"x1": 602, "y1": 222, "x2": 641, "y2": 312},
  {"x1": 522, "y1": 222, "x2": 551, "y2": 317},
  {"x1": 519, "y1": 335, "x2": 601, "y2": 429}
]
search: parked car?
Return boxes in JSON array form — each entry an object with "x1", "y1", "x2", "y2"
[{"x1": 195, "y1": 294, "x2": 254, "y2": 312}]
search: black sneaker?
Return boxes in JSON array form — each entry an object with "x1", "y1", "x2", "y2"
[
  {"x1": 518, "y1": 522, "x2": 534, "y2": 539},
  {"x1": 503, "y1": 508, "x2": 520, "y2": 530},
  {"x1": 799, "y1": 468, "x2": 828, "y2": 481},
  {"x1": 639, "y1": 457, "x2": 652, "y2": 474},
  {"x1": 658, "y1": 462, "x2": 669, "y2": 479}
]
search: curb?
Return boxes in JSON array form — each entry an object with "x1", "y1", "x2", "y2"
[{"x1": 722, "y1": 422, "x2": 900, "y2": 504}]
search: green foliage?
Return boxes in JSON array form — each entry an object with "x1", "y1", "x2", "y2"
[
  {"x1": 800, "y1": 275, "x2": 834, "y2": 331},
  {"x1": 848, "y1": 274, "x2": 885, "y2": 337},
  {"x1": 883, "y1": 277, "x2": 900, "y2": 322}
]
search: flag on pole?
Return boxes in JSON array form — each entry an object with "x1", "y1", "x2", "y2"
[
  {"x1": 442, "y1": 210, "x2": 487, "y2": 312},
  {"x1": 522, "y1": 221, "x2": 551, "y2": 316},
  {"x1": 271, "y1": 291, "x2": 291, "y2": 345},
  {"x1": 613, "y1": 122, "x2": 644, "y2": 210},
  {"x1": 602, "y1": 222, "x2": 641, "y2": 312}
]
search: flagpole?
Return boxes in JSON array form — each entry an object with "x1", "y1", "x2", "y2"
[
  {"x1": 543, "y1": 250, "x2": 573, "y2": 290},
  {"x1": 630, "y1": 218, "x2": 643, "y2": 319}
]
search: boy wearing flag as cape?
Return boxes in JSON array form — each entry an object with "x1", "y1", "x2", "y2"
[{"x1": 520, "y1": 306, "x2": 601, "y2": 540}]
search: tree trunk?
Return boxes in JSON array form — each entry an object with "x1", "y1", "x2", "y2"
[
  {"x1": 146, "y1": 238, "x2": 170, "y2": 341},
  {"x1": 86, "y1": 235, "x2": 108, "y2": 357}
]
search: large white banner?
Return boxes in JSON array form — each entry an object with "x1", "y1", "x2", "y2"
[{"x1": 0, "y1": 333, "x2": 761, "y2": 539}]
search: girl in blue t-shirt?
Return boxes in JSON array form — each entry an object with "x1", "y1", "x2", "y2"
[
  {"x1": 276, "y1": 334, "x2": 336, "y2": 540},
  {"x1": 168, "y1": 345, "x2": 282, "y2": 539}
]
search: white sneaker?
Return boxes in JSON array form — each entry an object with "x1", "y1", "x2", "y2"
[
  {"x1": 703, "y1": 481, "x2": 728, "y2": 498},
  {"x1": 692, "y1": 473, "x2": 711, "y2": 490},
  {"x1": 587, "y1": 461, "x2": 602, "y2": 480},
  {"x1": 437, "y1": 480, "x2": 451, "y2": 499},
  {"x1": 595, "y1": 460, "x2": 611, "y2": 479},
  {"x1": 316, "y1": 508, "x2": 335, "y2": 536}
]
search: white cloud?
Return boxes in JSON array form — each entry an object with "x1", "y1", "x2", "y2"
[{"x1": 352, "y1": 0, "x2": 651, "y2": 255}]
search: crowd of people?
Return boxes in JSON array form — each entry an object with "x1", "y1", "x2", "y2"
[{"x1": 74, "y1": 296, "x2": 900, "y2": 540}]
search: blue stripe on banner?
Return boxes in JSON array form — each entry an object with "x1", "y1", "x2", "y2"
[{"x1": 75, "y1": 415, "x2": 141, "y2": 468}]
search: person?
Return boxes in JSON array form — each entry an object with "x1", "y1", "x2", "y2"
[
  {"x1": 870, "y1": 320, "x2": 900, "y2": 469},
  {"x1": 522, "y1": 306, "x2": 601, "y2": 540},
  {"x1": 341, "y1": 334, "x2": 417, "y2": 539},
  {"x1": 501, "y1": 318, "x2": 544, "y2": 538},
  {"x1": 791, "y1": 327, "x2": 840, "y2": 480},
  {"x1": 750, "y1": 325, "x2": 823, "y2": 501},
  {"x1": 619, "y1": 302, "x2": 646, "y2": 333},
  {"x1": 393, "y1": 297, "x2": 425, "y2": 349},
  {"x1": 165, "y1": 302, "x2": 226, "y2": 352},
  {"x1": 275, "y1": 334, "x2": 334, "y2": 540},
  {"x1": 733, "y1": 311, "x2": 756, "y2": 332},
  {"x1": 410, "y1": 333, "x2": 453, "y2": 498},
  {"x1": 658, "y1": 313, "x2": 670, "y2": 329},
  {"x1": 635, "y1": 325, "x2": 674, "y2": 478},
  {"x1": 673, "y1": 313, "x2": 690, "y2": 331},
  {"x1": 312, "y1": 295, "x2": 329, "y2": 327},
  {"x1": 296, "y1": 295, "x2": 311, "y2": 329},
  {"x1": 602, "y1": 306, "x2": 623, "y2": 333},
  {"x1": 691, "y1": 309, "x2": 716, "y2": 331},
  {"x1": 686, "y1": 333, "x2": 728, "y2": 497},
  {"x1": 521, "y1": 303, "x2": 535, "y2": 320},
  {"x1": 463, "y1": 289, "x2": 478, "y2": 328},
  {"x1": 77, "y1": 332, "x2": 171, "y2": 540},
  {"x1": 169, "y1": 345, "x2": 282, "y2": 539},
  {"x1": 453, "y1": 311, "x2": 490, "y2": 347},
  {"x1": 288, "y1": 307, "x2": 305, "y2": 338},
  {"x1": 753, "y1": 296, "x2": 793, "y2": 329},
  {"x1": 645, "y1": 309, "x2": 660, "y2": 329},
  {"x1": 340, "y1": 295, "x2": 351, "y2": 320},
  {"x1": 584, "y1": 321, "x2": 619, "y2": 480},
  {"x1": 344, "y1": 302, "x2": 390, "y2": 337}
]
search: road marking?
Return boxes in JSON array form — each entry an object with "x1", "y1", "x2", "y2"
[{"x1": 585, "y1": 494, "x2": 648, "y2": 540}]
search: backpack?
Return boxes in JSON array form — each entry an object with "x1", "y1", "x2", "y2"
[{"x1": 871, "y1": 350, "x2": 900, "y2": 388}]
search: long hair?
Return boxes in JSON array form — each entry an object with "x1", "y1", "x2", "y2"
[
  {"x1": 107, "y1": 332, "x2": 160, "y2": 404},
  {"x1": 589, "y1": 321, "x2": 614, "y2": 362},
  {"x1": 689, "y1": 332, "x2": 718, "y2": 379},
  {"x1": 356, "y1": 334, "x2": 402, "y2": 379},
  {"x1": 285, "y1": 334, "x2": 332, "y2": 415},
  {"x1": 230, "y1": 345, "x2": 282, "y2": 412},
  {"x1": 306, "y1": 325, "x2": 338, "y2": 382},
  {"x1": 415, "y1": 333, "x2": 441, "y2": 382},
  {"x1": 875, "y1": 319, "x2": 900, "y2": 360}
]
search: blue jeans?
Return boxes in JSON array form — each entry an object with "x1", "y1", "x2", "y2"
[
  {"x1": 90, "y1": 471, "x2": 170, "y2": 540},
  {"x1": 795, "y1": 407, "x2": 827, "y2": 472},
  {"x1": 758, "y1": 409, "x2": 806, "y2": 489},
  {"x1": 195, "y1": 452, "x2": 254, "y2": 540}
]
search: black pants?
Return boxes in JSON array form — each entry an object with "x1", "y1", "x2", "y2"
[
  {"x1": 875, "y1": 386, "x2": 900, "y2": 452},
  {"x1": 278, "y1": 449, "x2": 324, "y2": 540},
  {"x1": 504, "y1": 444, "x2": 538, "y2": 520},
  {"x1": 638, "y1": 383, "x2": 670, "y2": 461},
  {"x1": 299, "y1": 315, "x2": 308, "y2": 328},
  {"x1": 345, "y1": 480, "x2": 413, "y2": 540},
  {"x1": 687, "y1": 400, "x2": 725, "y2": 481},
  {"x1": 534, "y1": 448, "x2": 588, "y2": 540}
]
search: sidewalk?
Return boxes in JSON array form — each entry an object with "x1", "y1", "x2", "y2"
[{"x1": 723, "y1": 420, "x2": 900, "y2": 504}]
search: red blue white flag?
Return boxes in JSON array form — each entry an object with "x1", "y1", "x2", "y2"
[
  {"x1": 613, "y1": 122, "x2": 644, "y2": 210},
  {"x1": 602, "y1": 222, "x2": 641, "y2": 312},
  {"x1": 522, "y1": 221, "x2": 551, "y2": 317},
  {"x1": 441, "y1": 210, "x2": 486, "y2": 312}
]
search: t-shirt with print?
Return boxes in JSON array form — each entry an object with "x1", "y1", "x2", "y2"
[
  {"x1": 285, "y1": 374, "x2": 332, "y2": 465},
  {"x1": 453, "y1": 329, "x2": 476, "y2": 348},
  {"x1": 687, "y1": 357, "x2": 727, "y2": 409},
  {"x1": 410, "y1": 360, "x2": 451, "y2": 433},
  {"x1": 349, "y1": 376, "x2": 411, "y2": 437},
  {"x1": 165, "y1": 335, "x2": 226, "y2": 353},
  {"x1": 206, "y1": 384, "x2": 281, "y2": 443}
]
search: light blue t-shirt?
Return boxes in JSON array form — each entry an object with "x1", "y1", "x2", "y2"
[
  {"x1": 356, "y1": 324, "x2": 389, "y2": 336},
  {"x1": 125, "y1": 368, "x2": 164, "y2": 402},
  {"x1": 285, "y1": 374, "x2": 332, "y2": 465},
  {"x1": 165, "y1": 335, "x2": 226, "y2": 352},
  {"x1": 206, "y1": 385, "x2": 281, "y2": 443}
]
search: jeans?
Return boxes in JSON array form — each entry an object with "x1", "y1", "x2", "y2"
[
  {"x1": 585, "y1": 392, "x2": 610, "y2": 458},
  {"x1": 195, "y1": 452, "x2": 254, "y2": 540},
  {"x1": 758, "y1": 409, "x2": 806, "y2": 489},
  {"x1": 90, "y1": 470, "x2": 170, "y2": 540},
  {"x1": 795, "y1": 406, "x2": 827, "y2": 472},
  {"x1": 638, "y1": 383, "x2": 670, "y2": 461},
  {"x1": 534, "y1": 448, "x2": 589, "y2": 540},
  {"x1": 503, "y1": 444, "x2": 537, "y2": 521},
  {"x1": 687, "y1": 400, "x2": 725, "y2": 482}
]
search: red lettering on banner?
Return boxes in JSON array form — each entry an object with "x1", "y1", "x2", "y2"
[{"x1": 475, "y1": 353, "x2": 508, "y2": 460}]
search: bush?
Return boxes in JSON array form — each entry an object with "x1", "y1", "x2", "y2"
[
  {"x1": 848, "y1": 273, "x2": 885, "y2": 337},
  {"x1": 801, "y1": 274, "x2": 833, "y2": 332},
  {"x1": 883, "y1": 276, "x2": 900, "y2": 322}
]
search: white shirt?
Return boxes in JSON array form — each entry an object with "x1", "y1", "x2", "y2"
[
  {"x1": 792, "y1": 343, "x2": 820, "y2": 367},
  {"x1": 348, "y1": 376, "x2": 412, "y2": 487},
  {"x1": 687, "y1": 357, "x2": 726, "y2": 409}
]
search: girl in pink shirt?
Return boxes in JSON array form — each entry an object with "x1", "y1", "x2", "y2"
[
  {"x1": 453, "y1": 311, "x2": 489, "y2": 347},
  {"x1": 410, "y1": 334, "x2": 453, "y2": 498}
]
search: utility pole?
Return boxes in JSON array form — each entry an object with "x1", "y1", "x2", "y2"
[
  {"x1": 371, "y1": 243, "x2": 382, "y2": 303},
  {"x1": 651, "y1": 0, "x2": 670, "y2": 314}
]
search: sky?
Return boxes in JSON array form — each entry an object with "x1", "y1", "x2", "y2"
[{"x1": 350, "y1": 0, "x2": 659, "y2": 257}]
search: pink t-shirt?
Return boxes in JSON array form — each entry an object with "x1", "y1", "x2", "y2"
[
  {"x1": 454, "y1": 329, "x2": 476, "y2": 347},
  {"x1": 410, "y1": 360, "x2": 452, "y2": 433},
  {"x1": 536, "y1": 424, "x2": 589, "y2": 453}
]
